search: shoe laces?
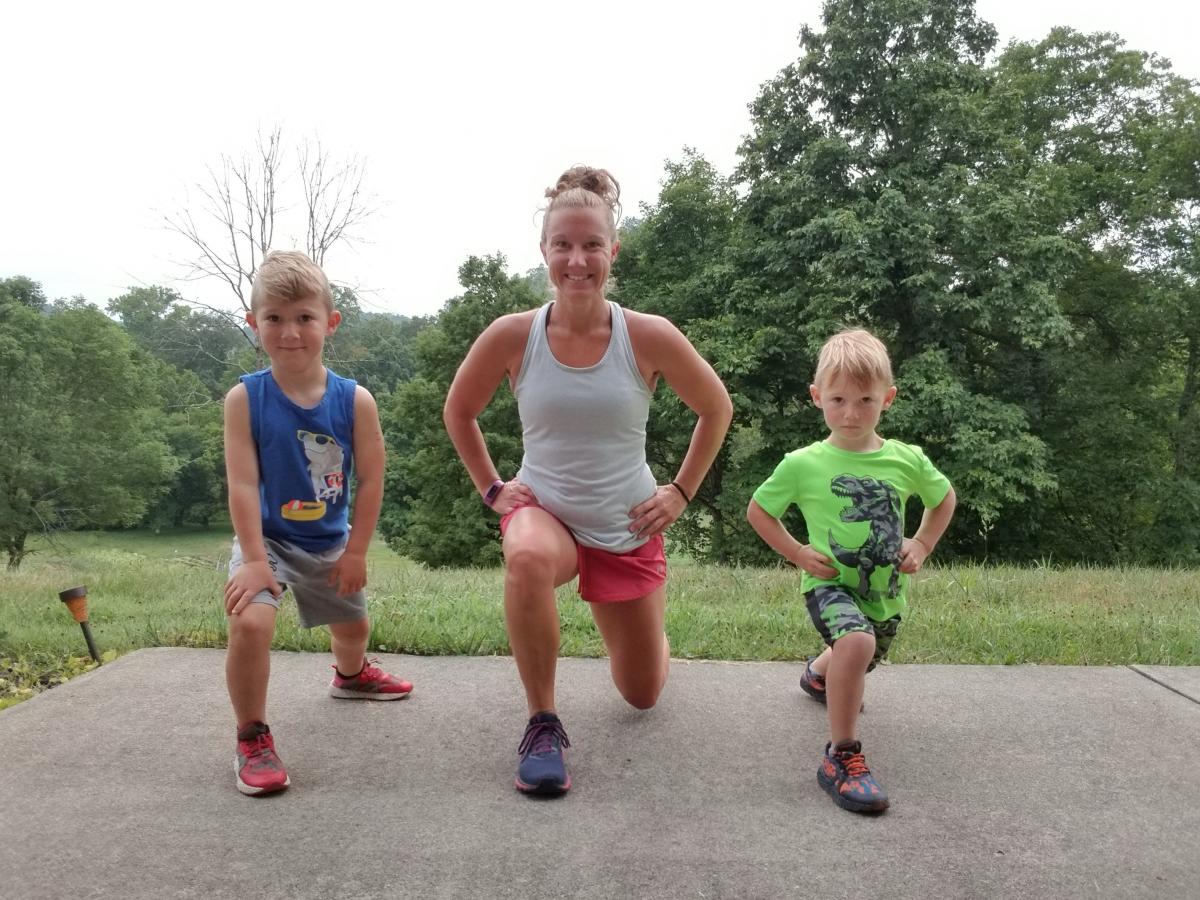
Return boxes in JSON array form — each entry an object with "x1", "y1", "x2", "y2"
[
  {"x1": 358, "y1": 658, "x2": 383, "y2": 680},
  {"x1": 518, "y1": 719, "x2": 570, "y2": 757},
  {"x1": 241, "y1": 732, "x2": 273, "y2": 761},
  {"x1": 838, "y1": 750, "x2": 870, "y2": 779}
]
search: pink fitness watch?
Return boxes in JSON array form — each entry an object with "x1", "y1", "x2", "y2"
[{"x1": 483, "y1": 479, "x2": 505, "y2": 507}]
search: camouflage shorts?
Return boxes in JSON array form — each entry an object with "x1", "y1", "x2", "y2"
[{"x1": 804, "y1": 584, "x2": 902, "y2": 672}]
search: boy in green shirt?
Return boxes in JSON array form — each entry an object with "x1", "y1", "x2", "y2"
[{"x1": 747, "y1": 329, "x2": 956, "y2": 814}]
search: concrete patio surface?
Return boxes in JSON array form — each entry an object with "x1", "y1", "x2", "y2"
[{"x1": 1, "y1": 649, "x2": 1197, "y2": 899}]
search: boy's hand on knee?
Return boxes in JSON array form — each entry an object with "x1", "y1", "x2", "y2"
[
  {"x1": 329, "y1": 551, "x2": 367, "y2": 596},
  {"x1": 797, "y1": 545, "x2": 838, "y2": 579},
  {"x1": 224, "y1": 562, "x2": 282, "y2": 615}
]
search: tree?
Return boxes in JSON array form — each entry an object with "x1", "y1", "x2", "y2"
[
  {"x1": 0, "y1": 286, "x2": 176, "y2": 568},
  {"x1": 380, "y1": 255, "x2": 540, "y2": 567},
  {"x1": 723, "y1": 0, "x2": 1081, "y2": 560},
  {"x1": 165, "y1": 127, "x2": 372, "y2": 313},
  {"x1": 0, "y1": 276, "x2": 46, "y2": 311},
  {"x1": 981, "y1": 29, "x2": 1200, "y2": 561},
  {"x1": 612, "y1": 150, "x2": 743, "y2": 562},
  {"x1": 107, "y1": 285, "x2": 246, "y2": 396},
  {"x1": 138, "y1": 357, "x2": 225, "y2": 530},
  {"x1": 323, "y1": 286, "x2": 432, "y2": 395}
]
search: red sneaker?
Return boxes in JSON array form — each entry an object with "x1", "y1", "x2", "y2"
[
  {"x1": 235, "y1": 721, "x2": 290, "y2": 796},
  {"x1": 329, "y1": 658, "x2": 413, "y2": 700}
]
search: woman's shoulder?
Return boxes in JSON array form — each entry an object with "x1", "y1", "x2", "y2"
[
  {"x1": 477, "y1": 307, "x2": 542, "y2": 347},
  {"x1": 620, "y1": 306, "x2": 680, "y2": 348},
  {"x1": 489, "y1": 306, "x2": 540, "y2": 328},
  {"x1": 619, "y1": 305, "x2": 670, "y2": 330}
]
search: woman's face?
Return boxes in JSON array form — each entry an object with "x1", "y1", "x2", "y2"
[{"x1": 541, "y1": 205, "x2": 619, "y2": 300}]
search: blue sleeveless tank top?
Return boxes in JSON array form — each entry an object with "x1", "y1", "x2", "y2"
[
  {"x1": 241, "y1": 368, "x2": 356, "y2": 551},
  {"x1": 514, "y1": 301, "x2": 656, "y2": 552}
]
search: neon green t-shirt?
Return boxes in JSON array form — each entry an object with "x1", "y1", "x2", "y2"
[{"x1": 752, "y1": 439, "x2": 951, "y2": 621}]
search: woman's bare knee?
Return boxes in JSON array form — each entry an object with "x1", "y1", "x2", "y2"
[
  {"x1": 618, "y1": 680, "x2": 662, "y2": 710},
  {"x1": 504, "y1": 544, "x2": 559, "y2": 590},
  {"x1": 613, "y1": 651, "x2": 668, "y2": 709}
]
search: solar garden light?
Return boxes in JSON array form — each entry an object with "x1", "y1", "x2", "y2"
[{"x1": 58, "y1": 585, "x2": 101, "y2": 664}]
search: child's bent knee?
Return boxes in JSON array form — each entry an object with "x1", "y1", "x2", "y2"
[
  {"x1": 228, "y1": 608, "x2": 275, "y2": 645},
  {"x1": 833, "y1": 630, "x2": 876, "y2": 656}
]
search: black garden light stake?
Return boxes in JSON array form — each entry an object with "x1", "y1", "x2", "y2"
[{"x1": 58, "y1": 585, "x2": 101, "y2": 664}]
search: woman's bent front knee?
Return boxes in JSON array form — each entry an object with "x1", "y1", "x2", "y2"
[{"x1": 504, "y1": 544, "x2": 560, "y2": 590}]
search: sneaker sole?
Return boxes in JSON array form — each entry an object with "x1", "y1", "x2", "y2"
[
  {"x1": 817, "y1": 771, "x2": 888, "y2": 814},
  {"x1": 329, "y1": 686, "x2": 412, "y2": 700},
  {"x1": 800, "y1": 680, "x2": 828, "y2": 704},
  {"x1": 235, "y1": 760, "x2": 291, "y2": 796},
  {"x1": 515, "y1": 774, "x2": 571, "y2": 796},
  {"x1": 801, "y1": 680, "x2": 864, "y2": 711}
]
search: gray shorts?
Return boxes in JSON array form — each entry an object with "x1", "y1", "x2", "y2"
[{"x1": 229, "y1": 536, "x2": 368, "y2": 629}]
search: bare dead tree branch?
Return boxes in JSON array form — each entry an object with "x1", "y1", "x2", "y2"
[
  {"x1": 164, "y1": 127, "x2": 288, "y2": 313},
  {"x1": 299, "y1": 138, "x2": 373, "y2": 267}
]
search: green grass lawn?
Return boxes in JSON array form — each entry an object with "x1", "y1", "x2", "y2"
[{"x1": 3, "y1": 528, "x2": 1198, "y2": 708}]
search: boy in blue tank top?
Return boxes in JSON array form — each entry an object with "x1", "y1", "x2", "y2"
[
  {"x1": 747, "y1": 329, "x2": 956, "y2": 814},
  {"x1": 222, "y1": 251, "x2": 412, "y2": 796}
]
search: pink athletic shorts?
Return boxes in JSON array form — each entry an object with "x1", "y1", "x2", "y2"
[{"x1": 499, "y1": 503, "x2": 667, "y2": 603}]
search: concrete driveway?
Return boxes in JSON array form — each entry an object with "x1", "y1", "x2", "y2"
[{"x1": 1, "y1": 649, "x2": 1197, "y2": 899}]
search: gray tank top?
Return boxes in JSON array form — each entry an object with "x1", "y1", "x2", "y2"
[{"x1": 515, "y1": 301, "x2": 656, "y2": 552}]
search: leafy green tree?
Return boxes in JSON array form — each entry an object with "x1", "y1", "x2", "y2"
[
  {"x1": 0, "y1": 277, "x2": 46, "y2": 311},
  {"x1": 324, "y1": 286, "x2": 431, "y2": 395},
  {"x1": 980, "y1": 29, "x2": 1200, "y2": 561},
  {"x1": 721, "y1": 0, "x2": 1096, "y2": 561},
  {"x1": 107, "y1": 286, "x2": 246, "y2": 396},
  {"x1": 0, "y1": 287, "x2": 176, "y2": 568},
  {"x1": 612, "y1": 150, "x2": 743, "y2": 561},
  {"x1": 380, "y1": 255, "x2": 541, "y2": 566},
  {"x1": 139, "y1": 358, "x2": 225, "y2": 529}
]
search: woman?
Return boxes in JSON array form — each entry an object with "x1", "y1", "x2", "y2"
[{"x1": 443, "y1": 166, "x2": 732, "y2": 796}]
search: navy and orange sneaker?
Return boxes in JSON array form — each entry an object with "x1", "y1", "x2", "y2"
[
  {"x1": 329, "y1": 658, "x2": 413, "y2": 700},
  {"x1": 800, "y1": 657, "x2": 827, "y2": 704},
  {"x1": 516, "y1": 711, "x2": 571, "y2": 796},
  {"x1": 817, "y1": 739, "x2": 889, "y2": 814},
  {"x1": 235, "y1": 721, "x2": 290, "y2": 796}
]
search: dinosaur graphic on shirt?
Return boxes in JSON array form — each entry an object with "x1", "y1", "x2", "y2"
[{"x1": 827, "y1": 473, "x2": 902, "y2": 599}]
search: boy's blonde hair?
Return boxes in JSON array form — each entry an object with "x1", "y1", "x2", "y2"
[
  {"x1": 250, "y1": 250, "x2": 333, "y2": 312},
  {"x1": 813, "y1": 329, "x2": 893, "y2": 387},
  {"x1": 540, "y1": 165, "x2": 622, "y2": 243}
]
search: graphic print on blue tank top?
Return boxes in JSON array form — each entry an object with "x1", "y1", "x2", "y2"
[{"x1": 241, "y1": 369, "x2": 356, "y2": 551}]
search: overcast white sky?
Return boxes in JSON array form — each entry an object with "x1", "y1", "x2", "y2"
[{"x1": 2, "y1": 1, "x2": 1196, "y2": 318}]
